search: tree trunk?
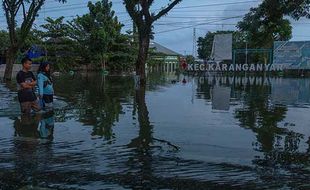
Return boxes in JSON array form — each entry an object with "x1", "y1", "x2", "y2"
[
  {"x1": 136, "y1": 85, "x2": 150, "y2": 130},
  {"x1": 136, "y1": 33, "x2": 150, "y2": 86},
  {"x1": 3, "y1": 47, "x2": 18, "y2": 81}
]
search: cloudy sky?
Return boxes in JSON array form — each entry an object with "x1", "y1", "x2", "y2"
[{"x1": 1, "y1": 0, "x2": 310, "y2": 55}]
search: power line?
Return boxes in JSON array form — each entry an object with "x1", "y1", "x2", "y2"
[
  {"x1": 155, "y1": 15, "x2": 244, "y2": 34},
  {"x1": 121, "y1": 17, "x2": 238, "y2": 24},
  {"x1": 44, "y1": 0, "x2": 123, "y2": 10},
  {"x1": 172, "y1": 0, "x2": 261, "y2": 10},
  {"x1": 0, "y1": 1, "x2": 260, "y2": 21},
  {"x1": 161, "y1": 15, "x2": 243, "y2": 19},
  {"x1": 169, "y1": 9, "x2": 251, "y2": 12},
  {"x1": 116, "y1": 0, "x2": 261, "y2": 14}
]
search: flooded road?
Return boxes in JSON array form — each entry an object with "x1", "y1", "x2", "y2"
[{"x1": 1, "y1": 73, "x2": 310, "y2": 189}]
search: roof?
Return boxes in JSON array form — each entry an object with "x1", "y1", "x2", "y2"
[{"x1": 149, "y1": 42, "x2": 180, "y2": 56}]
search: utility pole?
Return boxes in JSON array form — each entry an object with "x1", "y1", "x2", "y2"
[{"x1": 192, "y1": 28, "x2": 197, "y2": 58}]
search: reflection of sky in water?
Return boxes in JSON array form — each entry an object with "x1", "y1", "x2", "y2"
[
  {"x1": 0, "y1": 74, "x2": 310, "y2": 189},
  {"x1": 194, "y1": 75, "x2": 310, "y2": 107},
  {"x1": 0, "y1": 84, "x2": 15, "y2": 110}
]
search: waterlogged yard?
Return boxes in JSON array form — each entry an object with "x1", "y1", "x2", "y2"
[{"x1": 0, "y1": 73, "x2": 310, "y2": 189}]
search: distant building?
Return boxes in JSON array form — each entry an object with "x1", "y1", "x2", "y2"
[
  {"x1": 26, "y1": 45, "x2": 46, "y2": 61},
  {"x1": 148, "y1": 41, "x2": 180, "y2": 73}
]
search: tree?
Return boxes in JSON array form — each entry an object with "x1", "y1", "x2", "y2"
[
  {"x1": 2, "y1": 0, "x2": 66, "y2": 81},
  {"x1": 237, "y1": 5, "x2": 292, "y2": 48},
  {"x1": 68, "y1": 0, "x2": 122, "y2": 70},
  {"x1": 109, "y1": 32, "x2": 137, "y2": 72},
  {"x1": 40, "y1": 17, "x2": 69, "y2": 39},
  {"x1": 185, "y1": 55, "x2": 195, "y2": 65},
  {"x1": 123, "y1": 0, "x2": 182, "y2": 85},
  {"x1": 237, "y1": 0, "x2": 310, "y2": 49},
  {"x1": 39, "y1": 17, "x2": 77, "y2": 71},
  {"x1": 283, "y1": 0, "x2": 310, "y2": 19},
  {"x1": 0, "y1": 30, "x2": 9, "y2": 52}
]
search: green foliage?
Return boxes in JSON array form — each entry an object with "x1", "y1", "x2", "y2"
[
  {"x1": 28, "y1": 0, "x2": 136, "y2": 72},
  {"x1": 2, "y1": 0, "x2": 67, "y2": 80},
  {"x1": 2, "y1": 0, "x2": 66, "y2": 48},
  {"x1": 147, "y1": 47, "x2": 171, "y2": 68},
  {"x1": 185, "y1": 55, "x2": 195, "y2": 64},
  {"x1": 35, "y1": 17, "x2": 78, "y2": 70},
  {"x1": 1, "y1": 0, "x2": 183, "y2": 78},
  {"x1": 283, "y1": 0, "x2": 310, "y2": 20},
  {"x1": 109, "y1": 32, "x2": 137, "y2": 72},
  {"x1": 236, "y1": 0, "x2": 310, "y2": 48},
  {"x1": 40, "y1": 16, "x2": 69, "y2": 39},
  {"x1": 68, "y1": 0, "x2": 123, "y2": 67},
  {"x1": 237, "y1": 4, "x2": 292, "y2": 48},
  {"x1": 21, "y1": 29, "x2": 43, "y2": 52},
  {"x1": 0, "y1": 30, "x2": 9, "y2": 52}
]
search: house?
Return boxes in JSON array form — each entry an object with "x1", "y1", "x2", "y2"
[{"x1": 148, "y1": 41, "x2": 180, "y2": 73}]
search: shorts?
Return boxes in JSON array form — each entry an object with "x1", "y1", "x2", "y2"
[
  {"x1": 20, "y1": 100, "x2": 41, "y2": 114},
  {"x1": 41, "y1": 95, "x2": 53, "y2": 109},
  {"x1": 43, "y1": 95, "x2": 53, "y2": 104}
]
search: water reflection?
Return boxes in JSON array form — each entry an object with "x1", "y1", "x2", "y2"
[
  {"x1": 5, "y1": 111, "x2": 55, "y2": 188},
  {"x1": 234, "y1": 83, "x2": 289, "y2": 152},
  {"x1": 1, "y1": 73, "x2": 310, "y2": 189},
  {"x1": 212, "y1": 86, "x2": 231, "y2": 111},
  {"x1": 53, "y1": 74, "x2": 135, "y2": 140},
  {"x1": 127, "y1": 85, "x2": 154, "y2": 188},
  {"x1": 195, "y1": 74, "x2": 310, "y2": 187},
  {"x1": 196, "y1": 75, "x2": 310, "y2": 107},
  {"x1": 14, "y1": 111, "x2": 54, "y2": 140}
]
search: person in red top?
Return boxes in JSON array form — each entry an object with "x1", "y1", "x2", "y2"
[{"x1": 180, "y1": 58, "x2": 187, "y2": 70}]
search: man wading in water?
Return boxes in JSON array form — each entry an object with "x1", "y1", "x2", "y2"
[{"x1": 16, "y1": 58, "x2": 41, "y2": 114}]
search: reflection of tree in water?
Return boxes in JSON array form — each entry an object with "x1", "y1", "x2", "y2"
[
  {"x1": 234, "y1": 82, "x2": 309, "y2": 168},
  {"x1": 196, "y1": 77, "x2": 212, "y2": 100},
  {"x1": 235, "y1": 84, "x2": 287, "y2": 152},
  {"x1": 127, "y1": 85, "x2": 153, "y2": 188},
  {"x1": 54, "y1": 74, "x2": 134, "y2": 140},
  {"x1": 147, "y1": 72, "x2": 176, "y2": 91},
  {"x1": 126, "y1": 85, "x2": 180, "y2": 188},
  {"x1": 6, "y1": 76, "x2": 310, "y2": 189},
  {"x1": 11, "y1": 112, "x2": 55, "y2": 187},
  {"x1": 53, "y1": 73, "x2": 175, "y2": 140}
]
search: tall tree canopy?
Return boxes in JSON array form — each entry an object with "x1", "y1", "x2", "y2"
[
  {"x1": 68, "y1": 0, "x2": 122, "y2": 70},
  {"x1": 237, "y1": 0, "x2": 310, "y2": 48}
]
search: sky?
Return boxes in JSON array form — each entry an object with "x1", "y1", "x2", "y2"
[{"x1": 1, "y1": 0, "x2": 310, "y2": 55}]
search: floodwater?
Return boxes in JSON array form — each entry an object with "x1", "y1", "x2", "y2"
[{"x1": 0, "y1": 73, "x2": 310, "y2": 190}]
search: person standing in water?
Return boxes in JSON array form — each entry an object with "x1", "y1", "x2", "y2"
[
  {"x1": 16, "y1": 58, "x2": 41, "y2": 114},
  {"x1": 37, "y1": 62, "x2": 54, "y2": 109}
]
